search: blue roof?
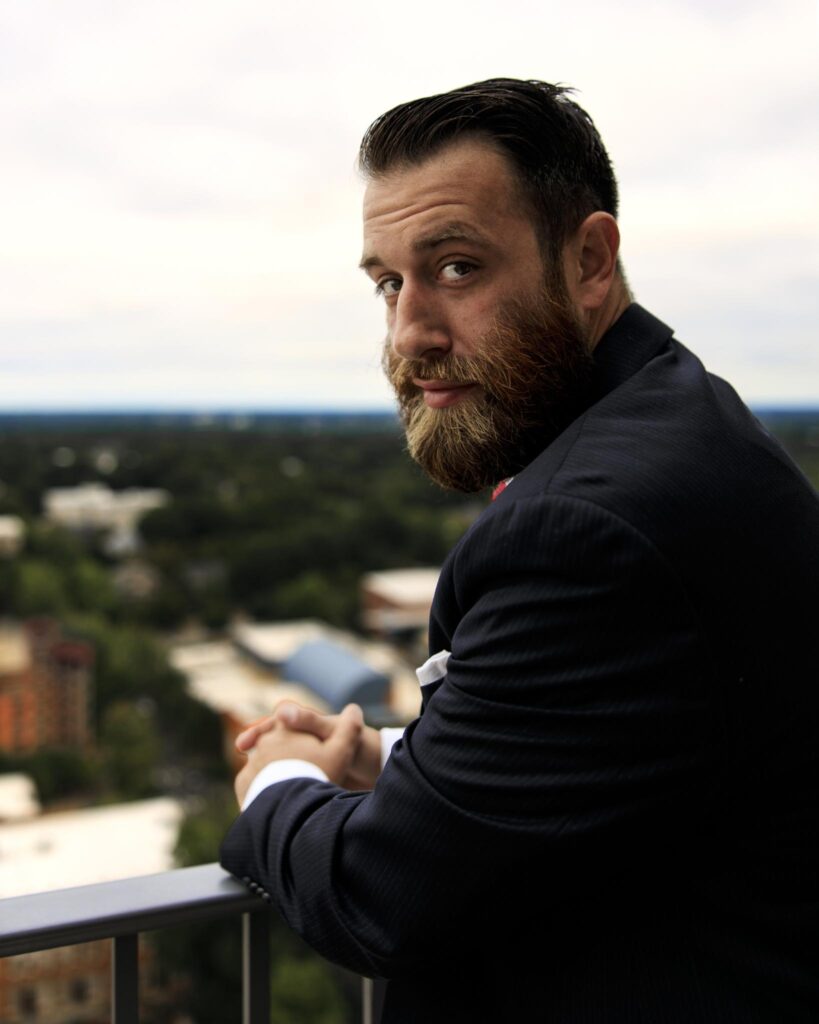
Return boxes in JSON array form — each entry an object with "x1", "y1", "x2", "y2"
[{"x1": 283, "y1": 640, "x2": 389, "y2": 712}]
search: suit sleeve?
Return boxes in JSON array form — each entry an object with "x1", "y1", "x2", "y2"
[{"x1": 220, "y1": 493, "x2": 721, "y2": 978}]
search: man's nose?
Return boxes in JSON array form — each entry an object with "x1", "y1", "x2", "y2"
[{"x1": 389, "y1": 284, "x2": 450, "y2": 361}]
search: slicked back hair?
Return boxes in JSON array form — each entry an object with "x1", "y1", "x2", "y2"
[{"x1": 359, "y1": 78, "x2": 620, "y2": 263}]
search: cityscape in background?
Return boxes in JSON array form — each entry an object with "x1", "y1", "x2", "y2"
[
  {"x1": 0, "y1": 412, "x2": 484, "y2": 1023},
  {"x1": 1, "y1": 408, "x2": 817, "y2": 1023}
]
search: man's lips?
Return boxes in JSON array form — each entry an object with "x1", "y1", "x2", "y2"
[{"x1": 413, "y1": 379, "x2": 479, "y2": 409}]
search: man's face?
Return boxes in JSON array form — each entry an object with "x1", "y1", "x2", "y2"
[{"x1": 361, "y1": 138, "x2": 593, "y2": 492}]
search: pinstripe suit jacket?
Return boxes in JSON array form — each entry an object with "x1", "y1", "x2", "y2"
[{"x1": 221, "y1": 304, "x2": 819, "y2": 1022}]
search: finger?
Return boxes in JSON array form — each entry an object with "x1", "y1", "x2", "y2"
[
  {"x1": 324, "y1": 704, "x2": 364, "y2": 771},
  {"x1": 235, "y1": 716, "x2": 275, "y2": 752},
  {"x1": 235, "y1": 721, "x2": 271, "y2": 752},
  {"x1": 275, "y1": 701, "x2": 335, "y2": 741}
]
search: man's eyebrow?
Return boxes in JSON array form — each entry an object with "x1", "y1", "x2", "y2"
[
  {"x1": 359, "y1": 223, "x2": 492, "y2": 272},
  {"x1": 358, "y1": 253, "x2": 383, "y2": 272},
  {"x1": 411, "y1": 223, "x2": 492, "y2": 252}
]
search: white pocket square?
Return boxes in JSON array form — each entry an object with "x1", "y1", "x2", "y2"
[{"x1": 415, "y1": 649, "x2": 451, "y2": 686}]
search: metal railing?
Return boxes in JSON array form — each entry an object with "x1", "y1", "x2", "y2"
[{"x1": 0, "y1": 862, "x2": 271, "y2": 1023}]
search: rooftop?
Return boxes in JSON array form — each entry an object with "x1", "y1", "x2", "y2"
[
  {"x1": 172, "y1": 620, "x2": 421, "y2": 724},
  {"x1": 0, "y1": 774, "x2": 40, "y2": 823},
  {"x1": 171, "y1": 639, "x2": 327, "y2": 722},
  {"x1": 0, "y1": 515, "x2": 24, "y2": 541},
  {"x1": 361, "y1": 568, "x2": 440, "y2": 607},
  {"x1": 0, "y1": 625, "x2": 30, "y2": 675},
  {"x1": 0, "y1": 797, "x2": 184, "y2": 900}
]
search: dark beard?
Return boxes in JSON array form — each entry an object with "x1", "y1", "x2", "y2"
[{"x1": 384, "y1": 287, "x2": 594, "y2": 492}]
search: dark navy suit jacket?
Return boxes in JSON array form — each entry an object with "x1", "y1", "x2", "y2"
[{"x1": 221, "y1": 305, "x2": 819, "y2": 1022}]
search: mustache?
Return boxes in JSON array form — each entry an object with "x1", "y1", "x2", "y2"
[
  {"x1": 382, "y1": 291, "x2": 591, "y2": 411},
  {"x1": 385, "y1": 350, "x2": 487, "y2": 389}
]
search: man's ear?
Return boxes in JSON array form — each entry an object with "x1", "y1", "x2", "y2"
[{"x1": 563, "y1": 212, "x2": 620, "y2": 313}]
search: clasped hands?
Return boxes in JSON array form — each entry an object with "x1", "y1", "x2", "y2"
[{"x1": 233, "y1": 701, "x2": 382, "y2": 807}]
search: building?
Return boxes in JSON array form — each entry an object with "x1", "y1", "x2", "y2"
[
  {"x1": 282, "y1": 639, "x2": 389, "y2": 712},
  {"x1": 0, "y1": 796, "x2": 184, "y2": 1024},
  {"x1": 234, "y1": 621, "x2": 392, "y2": 711},
  {"x1": 43, "y1": 483, "x2": 168, "y2": 557},
  {"x1": 0, "y1": 773, "x2": 40, "y2": 823},
  {"x1": 0, "y1": 620, "x2": 94, "y2": 754},
  {"x1": 170, "y1": 636, "x2": 325, "y2": 771},
  {"x1": 111, "y1": 559, "x2": 161, "y2": 601},
  {"x1": 0, "y1": 515, "x2": 25, "y2": 558},
  {"x1": 172, "y1": 620, "x2": 420, "y2": 772},
  {"x1": 360, "y1": 567, "x2": 439, "y2": 638}
]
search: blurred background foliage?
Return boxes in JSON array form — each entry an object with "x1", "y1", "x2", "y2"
[{"x1": 0, "y1": 419, "x2": 480, "y2": 633}]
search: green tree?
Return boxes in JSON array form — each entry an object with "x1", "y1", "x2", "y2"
[
  {"x1": 0, "y1": 561, "x2": 15, "y2": 614},
  {"x1": 253, "y1": 570, "x2": 358, "y2": 627},
  {"x1": 13, "y1": 559, "x2": 68, "y2": 615},
  {"x1": 0, "y1": 748, "x2": 99, "y2": 806},
  {"x1": 70, "y1": 558, "x2": 116, "y2": 614},
  {"x1": 270, "y1": 955, "x2": 348, "y2": 1024},
  {"x1": 101, "y1": 701, "x2": 160, "y2": 799},
  {"x1": 173, "y1": 790, "x2": 238, "y2": 867},
  {"x1": 24, "y1": 522, "x2": 85, "y2": 564}
]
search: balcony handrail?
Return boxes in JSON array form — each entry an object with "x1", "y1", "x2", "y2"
[
  {"x1": 0, "y1": 862, "x2": 258, "y2": 958},
  {"x1": 0, "y1": 863, "x2": 272, "y2": 1024},
  {"x1": 0, "y1": 863, "x2": 373, "y2": 1023}
]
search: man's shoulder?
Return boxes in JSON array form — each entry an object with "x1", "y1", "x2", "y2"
[
  {"x1": 512, "y1": 327, "x2": 796, "y2": 523},
  {"x1": 455, "y1": 320, "x2": 815, "y2": 575}
]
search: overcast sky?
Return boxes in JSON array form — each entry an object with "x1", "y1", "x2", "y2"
[{"x1": 1, "y1": 0, "x2": 817, "y2": 411}]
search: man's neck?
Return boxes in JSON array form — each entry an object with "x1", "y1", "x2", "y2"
[{"x1": 587, "y1": 276, "x2": 632, "y2": 350}]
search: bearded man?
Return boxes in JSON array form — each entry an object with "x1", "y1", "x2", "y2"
[{"x1": 221, "y1": 79, "x2": 819, "y2": 1022}]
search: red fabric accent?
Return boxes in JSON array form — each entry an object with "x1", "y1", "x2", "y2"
[{"x1": 491, "y1": 478, "x2": 511, "y2": 501}]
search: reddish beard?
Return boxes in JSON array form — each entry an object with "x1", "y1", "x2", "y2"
[{"x1": 384, "y1": 289, "x2": 594, "y2": 492}]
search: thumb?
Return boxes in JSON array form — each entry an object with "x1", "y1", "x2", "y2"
[{"x1": 323, "y1": 704, "x2": 364, "y2": 780}]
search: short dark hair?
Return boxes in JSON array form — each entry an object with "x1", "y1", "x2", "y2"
[{"x1": 359, "y1": 78, "x2": 619, "y2": 261}]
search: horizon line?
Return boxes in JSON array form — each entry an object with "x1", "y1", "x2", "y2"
[
  {"x1": 0, "y1": 402, "x2": 817, "y2": 416},
  {"x1": 0, "y1": 406, "x2": 400, "y2": 416}
]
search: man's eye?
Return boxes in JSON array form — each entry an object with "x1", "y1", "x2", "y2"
[
  {"x1": 440, "y1": 262, "x2": 474, "y2": 281},
  {"x1": 375, "y1": 278, "x2": 401, "y2": 298}
]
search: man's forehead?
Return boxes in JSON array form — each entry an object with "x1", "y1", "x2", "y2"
[
  {"x1": 362, "y1": 139, "x2": 518, "y2": 213},
  {"x1": 360, "y1": 140, "x2": 532, "y2": 265}
]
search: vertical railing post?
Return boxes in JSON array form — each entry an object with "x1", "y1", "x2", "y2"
[
  {"x1": 111, "y1": 933, "x2": 139, "y2": 1024},
  {"x1": 242, "y1": 910, "x2": 270, "y2": 1024},
  {"x1": 362, "y1": 977, "x2": 374, "y2": 1024}
]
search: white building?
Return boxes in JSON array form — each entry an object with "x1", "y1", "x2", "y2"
[
  {"x1": 0, "y1": 773, "x2": 40, "y2": 823},
  {"x1": 43, "y1": 483, "x2": 168, "y2": 556},
  {"x1": 0, "y1": 796, "x2": 184, "y2": 900},
  {"x1": 0, "y1": 515, "x2": 25, "y2": 558}
]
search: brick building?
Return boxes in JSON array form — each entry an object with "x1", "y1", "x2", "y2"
[{"x1": 0, "y1": 619, "x2": 94, "y2": 754}]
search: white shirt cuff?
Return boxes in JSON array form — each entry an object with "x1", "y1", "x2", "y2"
[
  {"x1": 380, "y1": 727, "x2": 405, "y2": 768},
  {"x1": 241, "y1": 759, "x2": 329, "y2": 811}
]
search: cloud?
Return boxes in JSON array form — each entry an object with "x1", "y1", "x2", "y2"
[{"x1": 0, "y1": 0, "x2": 817, "y2": 408}]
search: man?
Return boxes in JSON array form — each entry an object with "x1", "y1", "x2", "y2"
[{"x1": 221, "y1": 79, "x2": 819, "y2": 1022}]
